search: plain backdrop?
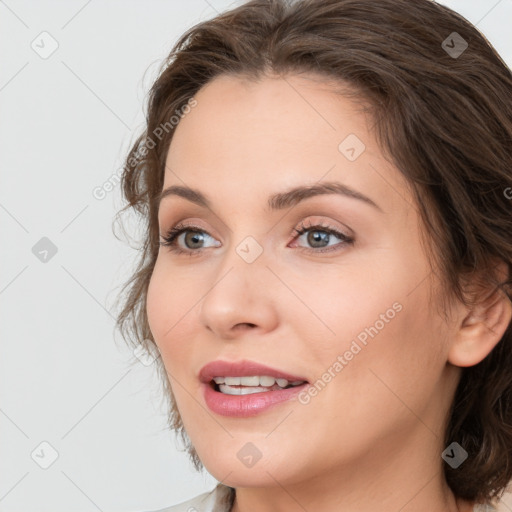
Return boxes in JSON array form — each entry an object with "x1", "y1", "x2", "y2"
[{"x1": 1, "y1": 1, "x2": 511, "y2": 511}]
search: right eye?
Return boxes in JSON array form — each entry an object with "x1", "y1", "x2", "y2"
[{"x1": 159, "y1": 223, "x2": 221, "y2": 255}]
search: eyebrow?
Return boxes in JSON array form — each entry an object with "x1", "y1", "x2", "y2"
[{"x1": 157, "y1": 181, "x2": 383, "y2": 213}]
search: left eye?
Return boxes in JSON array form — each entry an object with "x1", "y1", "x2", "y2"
[{"x1": 290, "y1": 224, "x2": 354, "y2": 252}]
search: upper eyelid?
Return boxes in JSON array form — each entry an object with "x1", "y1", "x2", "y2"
[
  {"x1": 158, "y1": 197, "x2": 365, "y2": 228},
  {"x1": 161, "y1": 220, "x2": 352, "y2": 243},
  {"x1": 160, "y1": 218, "x2": 348, "y2": 235}
]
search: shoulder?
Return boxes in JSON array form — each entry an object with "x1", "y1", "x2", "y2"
[
  {"x1": 473, "y1": 502, "x2": 501, "y2": 512},
  {"x1": 145, "y1": 483, "x2": 235, "y2": 512}
]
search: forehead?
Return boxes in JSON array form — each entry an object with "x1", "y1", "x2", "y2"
[
  {"x1": 163, "y1": 73, "x2": 409, "y2": 217},
  {"x1": 167, "y1": 73, "x2": 371, "y2": 163}
]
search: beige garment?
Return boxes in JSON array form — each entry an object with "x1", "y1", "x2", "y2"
[{"x1": 148, "y1": 483, "x2": 234, "y2": 512}]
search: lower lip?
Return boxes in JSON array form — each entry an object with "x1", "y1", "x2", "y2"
[{"x1": 202, "y1": 381, "x2": 309, "y2": 417}]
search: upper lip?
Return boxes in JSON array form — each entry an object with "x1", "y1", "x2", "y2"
[{"x1": 199, "y1": 359, "x2": 308, "y2": 383}]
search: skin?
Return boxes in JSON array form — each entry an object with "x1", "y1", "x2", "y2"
[{"x1": 146, "y1": 73, "x2": 512, "y2": 512}]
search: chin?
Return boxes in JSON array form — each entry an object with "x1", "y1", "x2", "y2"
[{"x1": 198, "y1": 447, "x2": 306, "y2": 488}]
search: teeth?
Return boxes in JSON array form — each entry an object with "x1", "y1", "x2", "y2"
[
  {"x1": 259, "y1": 376, "x2": 275, "y2": 386},
  {"x1": 213, "y1": 375, "x2": 282, "y2": 387},
  {"x1": 239, "y1": 376, "x2": 260, "y2": 386},
  {"x1": 212, "y1": 375, "x2": 307, "y2": 394}
]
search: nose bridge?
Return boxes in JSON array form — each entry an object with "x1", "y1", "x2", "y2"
[
  {"x1": 212, "y1": 220, "x2": 268, "y2": 278},
  {"x1": 210, "y1": 233, "x2": 268, "y2": 303},
  {"x1": 199, "y1": 234, "x2": 278, "y2": 335}
]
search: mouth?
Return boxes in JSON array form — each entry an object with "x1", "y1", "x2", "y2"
[{"x1": 199, "y1": 360, "x2": 310, "y2": 417}]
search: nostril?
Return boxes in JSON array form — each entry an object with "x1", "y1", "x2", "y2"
[{"x1": 235, "y1": 323, "x2": 256, "y2": 329}]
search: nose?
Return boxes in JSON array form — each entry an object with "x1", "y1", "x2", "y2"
[{"x1": 199, "y1": 246, "x2": 279, "y2": 340}]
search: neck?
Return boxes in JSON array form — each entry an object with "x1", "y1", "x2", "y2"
[{"x1": 229, "y1": 423, "x2": 474, "y2": 512}]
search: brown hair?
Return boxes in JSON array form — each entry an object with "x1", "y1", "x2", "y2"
[{"x1": 114, "y1": 0, "x2": 512, "y2": 504}]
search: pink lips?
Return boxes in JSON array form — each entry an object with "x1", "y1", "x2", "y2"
[{"x1": 199, "y1": 359, "x2": 309, "y2": 418}]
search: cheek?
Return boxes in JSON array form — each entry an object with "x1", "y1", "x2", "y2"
[
  {"x1": 290, "y1": 294, "x2": 445, "y2": 469},
  {"x1": 299, "y1": 257, "x2": 443, "y2": 393},
  {"x1": 325, "y1": 278, "x2": 445, "y2": 426},
  {"x1": 282, "y1": 259, "x2": 407, "y2": 352},
  {"x1": 146, "y1": 263, "x2": 169, "y2": 345},
  {"x1": 146, "y1": 263, "x2": 204, "y2": 420},
  {"x1": 146, "y1": 260, "x2": 197, "y2": 365}
]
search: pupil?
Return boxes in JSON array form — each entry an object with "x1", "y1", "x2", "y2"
[
  {"x1": 186, "y1": 232, "x2": 203, "y2": 248},
  {"x1": 308, "y1": 231, "x2": 329, "y2": 247}
]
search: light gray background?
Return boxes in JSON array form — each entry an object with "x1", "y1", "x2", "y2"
[{"x1": 1, "y1": 1, "x2": 511, "y2": 511}]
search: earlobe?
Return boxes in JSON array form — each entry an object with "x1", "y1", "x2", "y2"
[{"x1": 447, "y1": 285, "x2": 512, "y2": 368}]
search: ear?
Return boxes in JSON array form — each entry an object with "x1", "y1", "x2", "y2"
[{"x1": 448, "y1": 261, "x2": 512, "y2": 368}]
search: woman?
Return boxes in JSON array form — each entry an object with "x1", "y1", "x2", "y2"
[{"x1": 115, "y1": 0, "x2": 512, "y2": 510}]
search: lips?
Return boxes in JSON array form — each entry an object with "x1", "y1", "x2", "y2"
[
  {"x1": 199, "y1": 359, "x2": 310, "y2": 417},
  {"x1": 199, "y1": 359, "x2": 308, "y2": 384}
]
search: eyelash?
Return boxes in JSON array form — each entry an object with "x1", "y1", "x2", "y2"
[{"x1": 159, "y1": 220, "x2": 354, "y2": 256}]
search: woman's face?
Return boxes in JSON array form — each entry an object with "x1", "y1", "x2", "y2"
[{"x1": 146, "y1": 73, "x2": 462, "y2": 491}]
